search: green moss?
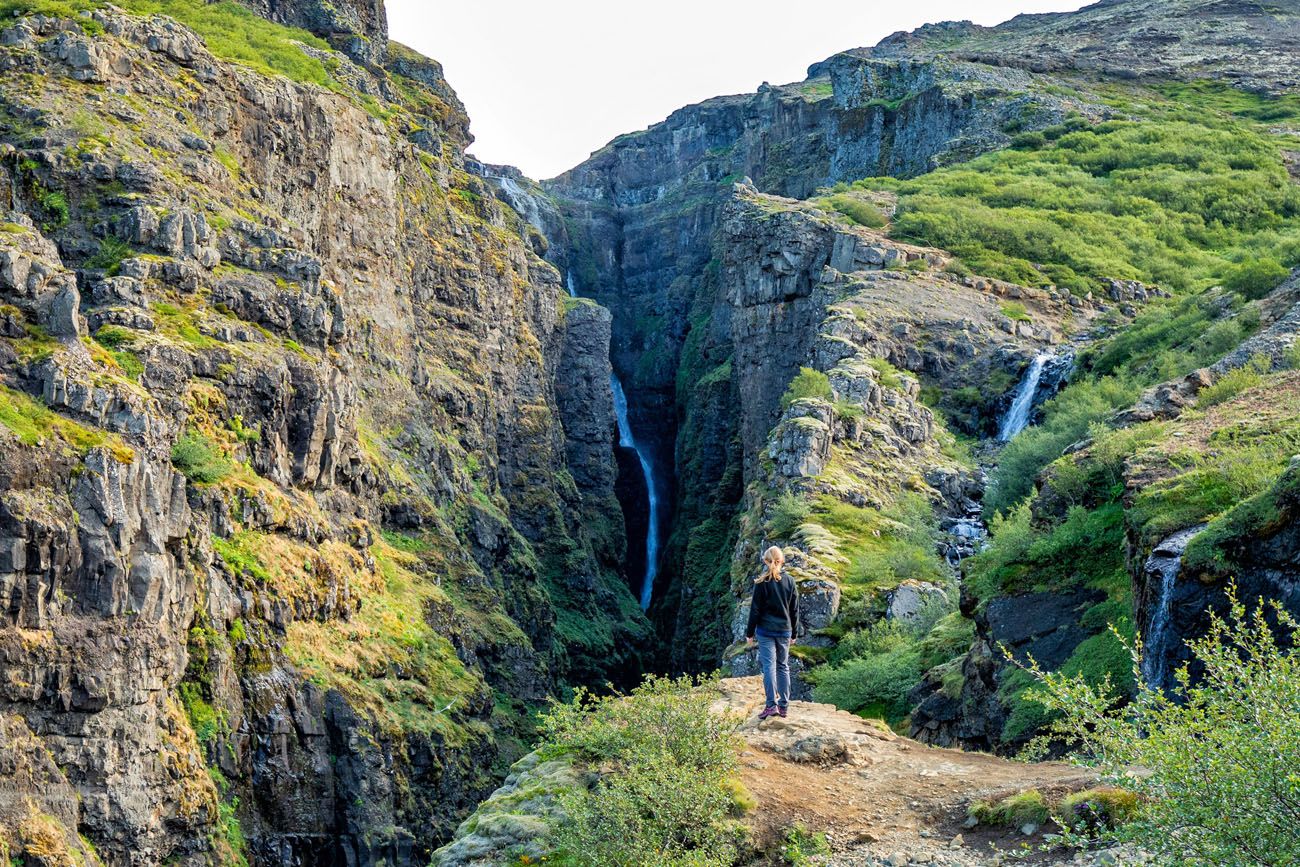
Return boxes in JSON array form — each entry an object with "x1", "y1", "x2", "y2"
[{"x1": 171, "y1": 430, "x2": 231, "y2": 484}]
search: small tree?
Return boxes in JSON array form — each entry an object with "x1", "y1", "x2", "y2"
[{"x1": 1022, "y1": 588, "x2": 1300, "y2": 865}]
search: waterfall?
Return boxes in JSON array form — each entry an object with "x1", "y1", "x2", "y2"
[
  {"x1": 567, "y1": 271, "x2": 661, "y2": 610},
  {"x1": 1140, "y1": 524, "x2": 1206, "y2": 691},
  {"x1": 611, "y1": 376, "x2": 661, "y2": 610},
  {"x1": 997, "y1": 353, "x2": 1053, "y2": 442}
]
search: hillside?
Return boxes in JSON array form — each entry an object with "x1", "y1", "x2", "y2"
[{"x1": 0, "y1": 0, "x2": 1297, "y2": 864}]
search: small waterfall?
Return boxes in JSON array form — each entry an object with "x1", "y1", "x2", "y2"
[
  {"x1": 567, "y1": 271, "x2": 661, "y2": 610},
  {"x1": 611, "y1": 376, "x2": 661, "y2": 610},
  {"x1": 1140, "y1": 524, "x2": 1206, "y2": 691},
  {"x1": 997, "y1": 353, "x2": 1053, "y2": 442}
]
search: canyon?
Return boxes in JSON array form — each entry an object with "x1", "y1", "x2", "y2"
[{"x1": 1, "y1": 0, "x2": 1298, "y2": 864}]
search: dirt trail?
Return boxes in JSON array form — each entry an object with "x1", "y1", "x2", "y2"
[{"x1": 717, "y1": 677, "x2": 1095, "y2": 865}]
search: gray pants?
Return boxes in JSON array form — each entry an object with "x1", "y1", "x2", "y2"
[{"x1": 757, "y1": 631, "x2": 791, "y2": 708}]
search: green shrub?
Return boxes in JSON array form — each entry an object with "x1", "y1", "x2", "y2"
[
  {"x1": 93, "y1": 325, "x2": 133, "y2": 349},
  {"x1": 1024, "y1": 590, "x2": 1300, "y2": 863},
  {"x1": 1196, "y1": 355, "x2": 1271, "y2": 407},
  {"x1": 811, "y1": 621, "x2": 923, "y2": 724},
  {"x1": 969, "y1": 790, "x2": 1050, "y2": 827},
  {"x1": 767, "y1": 491, "x2": 811, "y2": 539},
  {"x1": 779, "y1": 823, "x2": 831, "y2": 866},
  {"x1": 866, "y1": 357, "x2": 903, "y2": 389},
  {"x1": 84, "y1": 236, "x2": 131, "y2": 274},
  {"x1": 171, "y1": 430, "x2": 230, "y2": 484},
  {"x1": 1223, "y1": 257, "x2": 1289, "y2": 300},
  {"x1": 825, "y1": 194, "x2": 886, "y2": 228},
  {"x1": 540, "y1": 674, "x2": 743, "y2": 867},
  {"x1": 781, "y1": 367, "x2": 832, "y2": 409}
]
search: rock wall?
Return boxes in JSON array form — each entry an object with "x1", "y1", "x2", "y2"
[{"x1": 0, "y1": 7, "x2": 643, "y2": 865}]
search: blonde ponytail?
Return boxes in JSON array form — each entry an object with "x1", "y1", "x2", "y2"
[{"x1": 758, "y1": 546, "x2": 785, "y2": 583}]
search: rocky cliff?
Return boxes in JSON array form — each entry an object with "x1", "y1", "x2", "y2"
[{"x1": 0, "y1": 3, "x2": 647, "y2": 864}]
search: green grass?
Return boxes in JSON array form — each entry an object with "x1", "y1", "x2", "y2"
[
  {"x1": 970, "y1": 790, "x2": 1051, "y2": 827},
  {"x1": 0, "y1": 385, "x2": 134, "y2": 461},
  {"x1": 821, "y1": 193, "x2": 887, "y2": 228},
  {"x1": 1, "y1": 0, "x2": 338, "y2": 87}
]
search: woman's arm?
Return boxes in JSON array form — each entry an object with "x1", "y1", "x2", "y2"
[
  {"x1": 745, "y1": 581, "x2": 764, "y2": 639},
  {"x1": 790, "y1": 579, "x2": 801, "y2": 636}
]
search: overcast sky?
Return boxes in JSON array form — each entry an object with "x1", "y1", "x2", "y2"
[{"x1": 387, "y1": 1, "x2": 1088, "y2": 180}]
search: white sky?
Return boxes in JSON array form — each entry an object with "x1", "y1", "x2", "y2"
[{"x1": 387, "y1": 1, "x2": 1089, "y2": 181}]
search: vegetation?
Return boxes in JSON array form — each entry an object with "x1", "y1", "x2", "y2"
[
  {"x1": 780, "y1": 367, "x2": 833, "y2": 409},
  {"x1": 0, "y1": 0, "x2": 339, "y2": 87},
  {"x1": 171, "y1": 430, "x2": 231, "y2": 484},
  {"x1": 778, "y1": 823, "x2": 831, "y2": 866},
  {"x1": 0, "y1": 385, "x2": 133, "y2": 462},
  {"x1": 1025, "y1": 590, "x2": 1300, "y2": 864},
  {"x1": 539, "y1": 674, "x2": 744, "y2": 866},
  {"x1": 821, "y1": 194, "x2": 886, "y2": 228},
  {"x1": 969, "y1": 790, "x2": 1050, "y2": 828},
  {"x1": 767, "y1": 491, "x2": 810, "y2": 539},
  {"x1": 849, "y1": 114, "x2": 1300, "y2": 297}
]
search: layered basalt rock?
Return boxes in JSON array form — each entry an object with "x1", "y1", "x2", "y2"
[{"x1": 0, "y1": 6, "x2": 643, "y2": 865}]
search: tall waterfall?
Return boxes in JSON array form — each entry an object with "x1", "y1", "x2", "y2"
[
  {"x1": 567, "y1": 273, "x2": 661, "y2": 610},
  {"x1": 611, "y1": 377, "x2": 661, "y2": 609},
  {"x1": 1140, "y1": 524, "x2": 1205, "y2": 691},
  {"x1": 997, "y1": 353, "x2": 1053, "y2": 442}
]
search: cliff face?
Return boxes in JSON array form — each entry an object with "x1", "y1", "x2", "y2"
[
  {"x1": 0, "y1": 5, "x2": 644, "y2": 864},
  {"x1": 542, "y1": 26, "x2": 1099, "y2": 666}
]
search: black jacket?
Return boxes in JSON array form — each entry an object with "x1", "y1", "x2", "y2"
[{"x1": 745, "y1": 573, "x2": 801, "y2": 638}]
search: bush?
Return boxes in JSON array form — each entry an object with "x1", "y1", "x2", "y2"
[
  {"x1": 767, "y1": 491, "x2": 811, "y2": 539},
  {"x1": 84, "y1": 236, "x2": 131, "y2": 274},
  {"x1": 171, "y1": 430, "x2": 230, "y2": 484},
  {"x1": 781, "y1": 367, "x2": 832, "y2": 409},
  {"x1": 811, "y1": 621, "x2": 924, "y2": 724},
  {"x1": 1195, "y1": 354, "x2": 1271, "y2": 407},
  {"x1": 1023, "y1": 590, "x2": 1300, "y2": 863},
  {"x1": 540, "y1": 674, "x2": 743, "y2": 867},
  {"x1": 1224, "y1": 257, "x2": 1289, "y2": 300},
  {"x1": 779, "y1": 823, "x2": 831, "y2": 866},
  {"x1": 1000, "y1": 301, "x2": 1031, "y2": 322}
]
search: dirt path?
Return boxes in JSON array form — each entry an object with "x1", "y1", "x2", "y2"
[{"x1": 717, "y1": 677, "x2": 1096, "y2": 865}]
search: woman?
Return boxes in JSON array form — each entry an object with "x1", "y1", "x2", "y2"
[{"x1": 745, "y1": 545, "x2": 801, "y2": 720}]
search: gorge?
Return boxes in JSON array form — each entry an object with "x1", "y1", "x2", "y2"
[{"x1": 1, "y1": 0, "x2": 1300, "y2": 864}]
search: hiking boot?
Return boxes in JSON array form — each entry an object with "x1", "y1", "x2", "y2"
[
  {"x1": 757, "y1": 706, "x2": 780, "y2": 721},
  {"x1": 778, "y1": 706, "x2": 788, "y2": 718}
]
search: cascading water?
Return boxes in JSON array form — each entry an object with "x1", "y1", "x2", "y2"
[
  {"x1": 567, "y1": 272, "x2": 662, "y2": 610},
  {"x1": 997, "y1": 353, "x2": 1053, "y2": 442},
  {"x1": 611, "y1": 378, "x2": 661, "y2": 609},
  {"x1": 1140, "y1": 524, "x2": 1206, "y2": 691}
]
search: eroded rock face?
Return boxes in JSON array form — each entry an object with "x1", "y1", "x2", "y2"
[{"x1": 0, "y1": 6, "x2": 643, "y2": 865}]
